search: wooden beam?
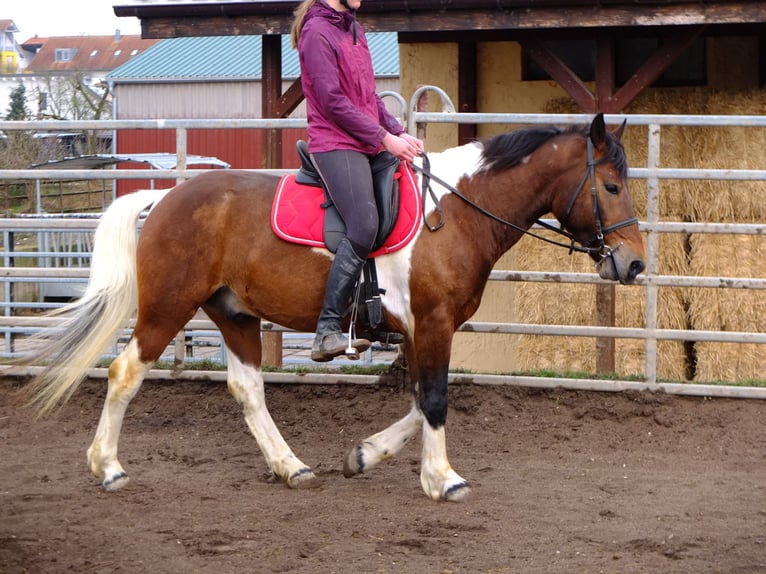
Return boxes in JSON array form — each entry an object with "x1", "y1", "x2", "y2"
[
  {"x1": 260, "y1": 34, "x2": 284, "y2": 368},
  {"x1": 595, "y1": 284, "x2": 616, "y2": 373},
  {"x1": 607, "y1": 25, "x2": 705, "y2": 112},
  {"x1": 595, "y1": 38, "x2": 615, "y2": 112},
  {"x1": 261, "y1": 34, "x2": 282, "y2": 169},
  {"x1": 458, "y1": 41, "x2": 477, "y2": 145},
  {"x1": 275, "y1": 79, "x2": 304, "y2": 119},
  {"x1": 523, "y1": 39, "x2": 596, "y2": 112},
  {"x1": 134, "y1": 3, "x2": 766, "y2": 38}
]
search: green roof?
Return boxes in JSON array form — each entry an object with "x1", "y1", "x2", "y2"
[{"x1": 107, "y1": 33, "x2": 399, "y2": 82}]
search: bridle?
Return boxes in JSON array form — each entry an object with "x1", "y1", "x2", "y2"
[{"x1": 412, "y1": 136, "x2": 638, "y2": 267}]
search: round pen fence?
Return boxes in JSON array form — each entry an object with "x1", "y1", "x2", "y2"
[{"x1": 1, "y1": 87, "x2": 765, "y2": 399}]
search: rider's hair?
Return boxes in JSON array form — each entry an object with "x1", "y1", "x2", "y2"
[{"x1": 290, "y1": 0, "x2": 318, "y2": 49}]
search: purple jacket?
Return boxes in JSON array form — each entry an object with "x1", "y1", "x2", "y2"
[{"x1": 298, "y1": 1, "x2": 404, "y2": 155}]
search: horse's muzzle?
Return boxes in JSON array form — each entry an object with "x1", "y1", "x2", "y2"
[{"x1": 596, "y1": 243, "x2": 646, "y2": 284}]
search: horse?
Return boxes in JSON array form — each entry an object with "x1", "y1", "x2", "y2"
[{"x1": 21, "y1": 113, "x2": 645, "y2": 501}]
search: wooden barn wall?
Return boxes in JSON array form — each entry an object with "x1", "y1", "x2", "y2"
[
  {"x1": 112, "y1": 79, "x2": 400, "y2": 195},
  {"x1": 401, "y1": 35, "x2": 766, "y2": 378}
]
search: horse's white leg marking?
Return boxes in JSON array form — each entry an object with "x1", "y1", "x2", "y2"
[
  {"x1": 87, "y1": 339, "x2": 150, "y2": 491},
  {"x1": 343, "y1": 403, "x2": 423, "y2": 477},
  {"x1": 226, "y1": 352, "x2": 315, "y2": 487},
  {"x1": 420, "y1": 422, "x2": 471, "y2": 502}
]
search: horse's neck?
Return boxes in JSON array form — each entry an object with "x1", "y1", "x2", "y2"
[{"x1": 419, "y1": 142, "x2": 484, "y2": 200}]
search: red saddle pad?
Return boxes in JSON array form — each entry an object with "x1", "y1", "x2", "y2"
[{"x1": 271, "y1": 161, "x2": 422, "y2": 258}]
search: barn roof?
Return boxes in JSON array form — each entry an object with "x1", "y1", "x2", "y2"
[
  {"x1": 115, "y1": 0, "x2": 766, "y2": 37},
  {"x1": 107, "y1": 32, "x2": 399, "y2": 83}
]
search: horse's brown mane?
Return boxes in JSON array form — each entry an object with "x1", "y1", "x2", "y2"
[{"x1": 478, "y1": 124, "x2": 627, "y2": 177}]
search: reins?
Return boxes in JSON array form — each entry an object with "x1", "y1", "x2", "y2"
[{"x1": 411, "y1": 137, "x2": 638, "y2": 260}]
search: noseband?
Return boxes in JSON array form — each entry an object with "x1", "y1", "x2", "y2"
[{"x1": 414, "y1": 136, "x2": 638, "y2": 265}]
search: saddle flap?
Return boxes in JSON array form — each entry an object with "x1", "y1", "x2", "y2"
[
  {"x1": 370, "y1": 152, "x2": 401, "y2": 250},
  {"x1": 295, "y1": 140, "x2": 323, "y2": 187}
]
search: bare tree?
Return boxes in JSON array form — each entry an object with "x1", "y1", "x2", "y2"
[{"x1": 33, "y1": 73, "x2": 112, "y2": 155}]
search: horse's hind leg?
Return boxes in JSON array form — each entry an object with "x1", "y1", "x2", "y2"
[
  {"x1": 204, "y1": 292, "x2": 315, "y2": 487},
  {"x1": 87, "y1": 338, "x2": 152, "y2": 490}
]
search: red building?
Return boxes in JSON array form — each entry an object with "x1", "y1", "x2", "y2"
[{"x1": 106, "y1": 34, "x2": 401, "y2": 195}]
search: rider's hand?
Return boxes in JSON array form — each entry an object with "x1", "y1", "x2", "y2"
[{"x1": 382, "y1": 132, "x2": 424, "y2": 163}]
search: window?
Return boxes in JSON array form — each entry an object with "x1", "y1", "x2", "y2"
[
  {"x1": 54, "y1": 48, "x2": 78, "y2": 62},
  {"x1": 523, "y1": 40, "x2": 595, "y2": 82},
  {"x1": 522, "y1": 37, "x2": 706, "y2": 87},
  {"x1": 90, "y1": 49, "x2": 99, "y2": 57},
  {"x1": 38, "y1": 92, "x2": 48, "y2": 112},
  {"x1": 113, "y1": 49, "x2": 122, "y2": 57},
  {"x1": 616, "y1": 38, "x2": 706, "y2": 86}
]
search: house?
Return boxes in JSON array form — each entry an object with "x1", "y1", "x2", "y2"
[
  {"x1": 106, "y1": 33, "x2": 400, "y2": 193},
  {"x1": 22, "y1": 32, "x2": 159, "y2": 121},
  {"x1": 0, "y1": 19, "x2": 23, "y2": 74},
  {"x1": 0, "y1": 24, "x2": 157, "y2": 122}
]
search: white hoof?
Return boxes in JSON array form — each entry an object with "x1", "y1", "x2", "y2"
[
  {"x1": 285, "y1": 467, "x2": 317, "y2": 489},
  {"x1": 421, "y1": 469, "x2": 471, "y2": 502},
  {"x1": 102, "y1": 471, "x2": 130, "y2": 491}
]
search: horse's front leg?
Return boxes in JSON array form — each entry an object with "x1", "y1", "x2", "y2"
[
  {"x1": 344, "y1": 336, "x2": 470, "y2": 501},
  {"x1": 226, "y1": 353, "x2": 316, "y2": 487},
  {"x1": 418, "y1": 363, "x2": 471, "y2": 501}
]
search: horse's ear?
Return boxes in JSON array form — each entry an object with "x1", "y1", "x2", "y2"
[
  {"x1": 590, "y1": 113, "x2": 607, "y2": 149},
  {"x1": 612, "y1": 119, "x2": 627, "y2": 142}
]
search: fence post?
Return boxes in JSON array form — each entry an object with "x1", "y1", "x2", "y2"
[{"x1": 643, "y1": 123, "x2": 661, "y2": 384}]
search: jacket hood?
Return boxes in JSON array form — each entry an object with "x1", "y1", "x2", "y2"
[{"x1": 305, "y1": 0, "x2": 354, "y2": 32}]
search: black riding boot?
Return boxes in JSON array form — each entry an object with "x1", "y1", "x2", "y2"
[{"x1": 311, "y1": 238, "x2": 371, "y2": 362}]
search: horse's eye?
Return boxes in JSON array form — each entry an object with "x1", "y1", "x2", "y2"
[{"x1": 604, "y1": 183, "x2": 619, "y2": 195}]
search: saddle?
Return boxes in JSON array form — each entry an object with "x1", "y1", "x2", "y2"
[{"x1": 295, "y1": 140, "x2": 401, "y2": 254}]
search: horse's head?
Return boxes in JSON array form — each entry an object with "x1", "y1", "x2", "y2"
[{"x1": 553, "y1": 114, "x2": 646, "y2": 284}]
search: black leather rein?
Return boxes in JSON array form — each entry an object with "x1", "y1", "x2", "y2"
[{"x1": 411, "y1": 138, "x2": 638, "y2": 261}]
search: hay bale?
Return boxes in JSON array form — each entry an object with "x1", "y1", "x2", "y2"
[
  {"x1": 452, "y1": 89, "x2": 765, "y2": 382},
  {"x1": 513, "y1": 89, "x2": 766, "y2": 383}
]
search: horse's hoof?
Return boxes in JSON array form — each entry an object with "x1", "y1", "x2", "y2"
[
  {"x1": 286, "y1": 467, "x2": 317, "y2": 489},
  {"x1": 443, "y1": 481, "x2": 471, "y2": 502},
  {"x1": 102, "y1": 471, "x2": 129, "y2": 491},
  {"x1": 343, "y1": 445, "x2": 364, "y2": 477}
]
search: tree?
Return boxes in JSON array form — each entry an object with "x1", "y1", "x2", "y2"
[
  {"x1": 5, "y1": 83, "x2": 30, "y2": 121},
  {"x1": 33, "y1": 74, "x2": 112, "y2": 155}
]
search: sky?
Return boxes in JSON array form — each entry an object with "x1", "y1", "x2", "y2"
[{"x1": 9, "y1": 0, "x2": 143, "y2": 40}]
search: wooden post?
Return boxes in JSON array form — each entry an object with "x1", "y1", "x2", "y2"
[
  {"x1": 595, "y1": 284, "x2": 615, "y2": 373},
  {"x1": 261, "y1": 34, "x2": 283, "y2": 367}
]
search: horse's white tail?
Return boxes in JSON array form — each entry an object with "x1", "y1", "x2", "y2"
[{"x1": 23, "y1": 188, "x2": 171, "y2": 415}]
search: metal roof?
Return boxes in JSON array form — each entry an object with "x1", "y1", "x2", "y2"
[
  {"x1": 106, "y1": 32, "x2": 399, "y2": 83},
  {"x1": 30, "y1": 153, "x2": 231, "y2": 170}
]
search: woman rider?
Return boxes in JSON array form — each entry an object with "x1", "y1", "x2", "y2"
[{"x1": 291, "y1": 0, "x2": 424, "y2": 362}]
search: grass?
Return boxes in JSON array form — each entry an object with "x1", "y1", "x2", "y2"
[{"x1": 89, "y1": 357, "x2": 765, "y2": 386}]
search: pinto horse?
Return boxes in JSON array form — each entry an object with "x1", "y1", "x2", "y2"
[{"x1": 22, "y1": 114, "x2": 645, "y2": 501}]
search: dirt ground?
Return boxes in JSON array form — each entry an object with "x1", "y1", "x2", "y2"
[{"x1": 1, "y1": 373, "x2": 764, "y2": 574}]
